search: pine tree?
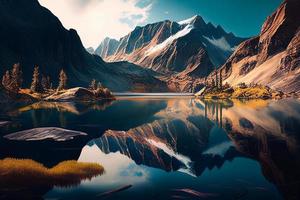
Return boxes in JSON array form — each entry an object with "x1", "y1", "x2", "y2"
[
  {"x1": 215, "y1": 68, "x2": 218, "y2": 89},
  {"x1": 211, "y1": 79, "x2": 215, "y2": 87},
  {"x1": 10, "y1": 63, "x2": 23, "y2": 92},
  {"x1": 57, "y1": 69, "x2": 67, "y2": 91},
  {"x1": 97, "y1": 81, "x2": 103, "y2": 90},
  {"x1": 219, "y1": 70, "x2": 223, "y2": 89},
  {"x1": 41, "y1": 75, "x2": 49, "y2": 91},
  {"x1": 2, "y1": 70, "x2": 11, "y2": 90},
  {"x1": 47, "y1": 76, "x2": 52, "y2": 89},
  {"x1": 89, "y1": 79, "x2": 97, "y2": 90},
  {"x1": 30, "y1": 66, "x2": 43, "y2": 93}
]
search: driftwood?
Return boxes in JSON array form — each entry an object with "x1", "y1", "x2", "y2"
[
  {"x1": 97, "y1": 185, "x2": 132, "y2": 197},
  {"x1": 171, "y1": 188, "x2": 218, "y2": 198}
]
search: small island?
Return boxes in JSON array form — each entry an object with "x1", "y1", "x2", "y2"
[{"x1": 1, "y1": 63, "x2": 115, "y2": 103}]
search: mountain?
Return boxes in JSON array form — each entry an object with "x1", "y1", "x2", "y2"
[
  {"x1": 95, "y1": 16, "x2": 246, "y2": 78},
  {"x1": 0, "y1": 0, "x2": 168, "y2": 92},
  {"x1": 215, "y1": 0, "x2": 300, "y2": 93}
]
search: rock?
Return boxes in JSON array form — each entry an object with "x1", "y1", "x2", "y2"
[
  {"x1": 0, "y1": 85, "x2": 36, "y2": 104},
  {"x1": 211, "y1": 0, "x2": 300, "y2": 94},
  {"x1": 0, "y1": 121, "x2": 11, "y2": 127},
  {"x1": 258, "y1": 0, "x2": 300, "y2": 64},
  {"x1": 45, "y1": 87, "x2": 114, "y2": 101},
  {"x1": 4, "y1": 127, "x2": 87, "y2": 141}
]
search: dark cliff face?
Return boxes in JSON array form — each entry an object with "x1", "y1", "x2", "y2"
[
  {"x1": 0, "y1": 0, "x2": 93, "y2": 84},
  {"x1": 96, "y1": 15, "x2": 245, "y2": 78},
  {"x1": 0, "y1": 0, "x2": 168, "y2": 92}
]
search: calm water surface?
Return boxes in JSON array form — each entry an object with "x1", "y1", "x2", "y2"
[{"x1": 0, "y1": 97, "x2": 300, "y2": 200}]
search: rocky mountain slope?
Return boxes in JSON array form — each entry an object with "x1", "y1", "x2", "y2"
[
  {"x1": 0, "y1": 0, "x2": 168, "y2": 92},
  {"x1": 96, "y1": 16, "x2": 245, "y2": 78},
  {"x1": 215, "y1": 0, "x2": 300, "y2": 93}
]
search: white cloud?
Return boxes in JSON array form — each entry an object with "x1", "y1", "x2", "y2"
[{"x1": 38, "y1": 0, "x2": 152, "y2": 48}]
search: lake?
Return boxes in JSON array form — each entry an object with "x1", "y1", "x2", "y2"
[{"x1": 0, "y1": 97, "x2": 300, "y2": 200}]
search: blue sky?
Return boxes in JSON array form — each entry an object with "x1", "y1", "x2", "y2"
[
  {"x1": 143, "y1": 0, "x2": 283, "y2": 37},
  {"x1": 39, "y1": 0, "x2": 283, "y2": 48}
]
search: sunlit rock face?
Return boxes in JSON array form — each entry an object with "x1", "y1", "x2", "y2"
[
  {"x1": 96, "y1": 16, "x2": 245, "y2": 75},
  {"x1": 213, "y1": 0, "x2": 300, "y2": 93}
]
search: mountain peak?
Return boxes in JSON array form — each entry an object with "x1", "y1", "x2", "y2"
[{"x1": 178, "y1": 15, "x2": 205, "y2": 26}]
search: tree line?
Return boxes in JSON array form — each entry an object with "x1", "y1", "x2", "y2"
[
  {"x1": 1, "y1": 63, "x2": 67, "y2": 93},
  {"x1": 1, "y1": 63, "x2": 106, "y2": 95}
]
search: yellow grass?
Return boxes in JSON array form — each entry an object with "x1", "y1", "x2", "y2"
[
  {"x1": 0, "y1": 158, "x2": 104, "y2": 187},
  {"x1": 203, "y1": 85, "x2": 275, "y2": 100},
  {"x1": 19, "y1": 88, "x2": 55, "y2": 99},
  {"x1": 232, "y1": 87, "x2": 271, "y2": 99}
]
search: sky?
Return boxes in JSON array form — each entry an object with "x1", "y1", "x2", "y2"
[{"x1": 38, "y1": 0, "x2": 283, "y2": 49}]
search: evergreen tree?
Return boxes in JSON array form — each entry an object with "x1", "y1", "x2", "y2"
[
  {"x1": 211, "y1": 79, "x2": 215, "y2": 87},
  {"x1": 57, "y1": 69, "x2": 67, "y2": 91},
  {"x1": 10, "y1": 63, "x2": 23, "y2": 92},
  {"x1": 41, "y1": 75, "x2": 49, "y2": 91},
  {"x1": 215, "y1": 69, "x2": 218, "y2": 89},
  {"x1": 219, "y1": 70, "x2": 223, "y2": 89},
  {"x1": 30, "y1": 66, "x2": 43, "y2": 93},
  {"x1": 47, "y1": 76, "x2": 52, "y2": 89},
  {"x1": 2, "y1": 70, "x2": 11, "y2": 90},
  {"x1": 97, "y1": 81, "x2": 103, "y2": 90},
  {"x1": 89, "y1": 79, "x2": 97, "y2": 90}
]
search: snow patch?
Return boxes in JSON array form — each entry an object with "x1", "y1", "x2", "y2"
[
  {"x1": 146, "y1": 24, "x2": 194, "y2": 56},
  {"x1": 178, "y1": 15, "x2": 198, "y2": 25},
  {"x1": 203, "y1": 36, "x2": 234, "y2": 52}
]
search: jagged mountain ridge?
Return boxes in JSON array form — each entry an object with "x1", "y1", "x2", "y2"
[
  {"x1": 0, "y1": 0, "x2": 168, "y2": 92},
  {"x1": 96, "y1": 15, "x2": 246, "y2": 78},
  {"x1": 214, "y1": 0, "x2": 300, "y2": 93}
]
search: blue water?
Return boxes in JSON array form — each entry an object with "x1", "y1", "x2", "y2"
[{"x1": 1, "y1": 98, "x2": 300, "y2": 200}]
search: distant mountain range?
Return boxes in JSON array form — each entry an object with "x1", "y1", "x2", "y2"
[{"x1": 95, "y1": 15, "x2": 245, "y2": 78}]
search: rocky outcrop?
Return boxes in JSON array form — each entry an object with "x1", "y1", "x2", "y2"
[
  {"x1": 214, "y1": 0, "x2": 300, "y2": 93},
  {"x1": 96, "y1": 16, "x2": 245, "y2": 78},
  {"x1": 0, "y1": 0, "x2": 168, "y2": 92},
  {"x1": 0, "y1": 84, "x2": 36, "y2": 104},
  {"x1": 3, "y1": 127, "x2": 87, "y2": 141},
  {"x1": 44, "y1": 87, "x2": 114, "y2": 101}
]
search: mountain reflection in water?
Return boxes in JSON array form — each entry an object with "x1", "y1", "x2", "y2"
[{"x1": 0, "y1": 98, "x2": 299, "y2": 200}]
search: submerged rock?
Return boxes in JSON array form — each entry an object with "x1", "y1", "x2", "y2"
[
  {"x1": 0, "y1": 121, "x2": 11, "y2": 127},
  {"x1": 4, "y1": 127, "x2": 87, "y2": 141}
]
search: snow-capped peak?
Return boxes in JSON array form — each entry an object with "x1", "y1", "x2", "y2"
[
  {"x1": 178, "y1": 15, "x2": 200, "y2": 25},
  {"x1": 145, "y1": 24, "x2": 194, "y2": 56}
]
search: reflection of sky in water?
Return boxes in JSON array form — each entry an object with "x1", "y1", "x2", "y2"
[{"x1": 46, "y1": 142, "x2": 282, "y2": 200}]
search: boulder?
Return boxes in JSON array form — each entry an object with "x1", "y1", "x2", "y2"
[{"x1": 4, "y1": 127, "x2": 87, "y2": 141}]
